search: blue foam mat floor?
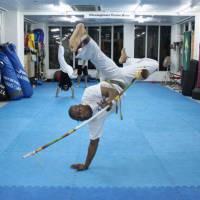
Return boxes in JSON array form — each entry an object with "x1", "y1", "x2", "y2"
[{"x1": 0, "y1": 82, "x2": 200, "y2": 199}]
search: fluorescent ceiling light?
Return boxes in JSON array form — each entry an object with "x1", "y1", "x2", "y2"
[
  {"x1": 176, "y1": 2, "x2": 200, "y2": 14},
  {"x1": 135, "y1": 16, "x2": 153, "y2": 23},
  {"x1": 177, "y1": 2, "x2": 191, "y2": 13},
  {"x1": 69, "y1": 16, "x2": 79, "y2": 23},
  {"x1": 53, "y1": 35, "x2": 60, "y2": 38},
  {"x1": 47, "y1": 2, "x2": 73, "y2": 13},
  {"x1": 135, "y1": 16, "x2": 145, "y2": 23},
  {"x1": 59, "y1": 2, "x2": 73, "y2": 12},
  {"x1": 50, "y1": 28, "x2": 60, "y2": 32},
  {"x1": 64, "y1": 34, "x2": 70, "y2": 37},
  {"x1": 56, "y1": 16, "x2": 79, "y2": 23},
  {"x1": 128, "y1": 0, "x2": 141, "y2": 12},
  {"x1": 136, "y1": 4, "x2": 154, "y2": 12}
]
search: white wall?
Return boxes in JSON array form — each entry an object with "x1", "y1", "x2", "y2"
[
  {"x1": 194, "y1": 14, "x2": 200, "y2": 60},
  {"x1": 0, "y1": 11, "x2": 5, "y2": 43},
  {"x1": 4, "y1": 11, "x2": 24, "y2": 63},
  {"x1": 123, "y1": 23, "x2": 134, "y2": 58},
  {"x1": 170, "y1": 24, "x2": 181, "y2": 72}
]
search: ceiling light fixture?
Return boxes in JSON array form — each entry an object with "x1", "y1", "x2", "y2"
[
  {"x1": 47, "y1": 2, "x2": 73, "y2": 14},
  {"x1": 135, "y1": 16, "x2": 145, "y2": 23},
  {"x1": 136, "y1": 4, "x2": 154, "y2": 12},
  {"x1": 53, "y1": 35, "x2": 60, "y2": 38},
  {"x1": 56, "y1": 16, "x2": 79, "y2": 23},
  {"x1": 50, "y1": 28, "x2": 60, "y2": 32},
  {"x1": 59, "y1": 2, "x2": 73, "y2": 12},
  {"x1": 177, "y1": 2, "x2": 192, "y2": 14},
  {"x1": 129, "y1": 0, "x2": 141, "y2": 12},
  {"x1": 68, "y1": 16, "x2": 79, "y2": 23},
  {"x1": 135, "y1": 16, "x2": 154, "y2": 23}
]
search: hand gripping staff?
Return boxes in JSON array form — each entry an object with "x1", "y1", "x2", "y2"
[{"x1": 22, "y1": 78, "x2": 137, "y2": 159}]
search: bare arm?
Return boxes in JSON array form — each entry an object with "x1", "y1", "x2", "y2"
[
  {"x1": 71, "y1": 138, "x2": 99, "y2": 171},
  {"x1": 101, "y1": 86, "x2": 119, "y2": 103}
]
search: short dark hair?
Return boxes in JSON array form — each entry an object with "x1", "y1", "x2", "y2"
[
  {"x1": 68, "y1": 105, "x2": 77, "y2": 120},
  {"x1": 68, "y1": 104, "x2": 93, "y2": 121}
]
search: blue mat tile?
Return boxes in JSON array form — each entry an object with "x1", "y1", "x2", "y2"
[
  {"x1": 0, "y1": 186, "x2": 200, "y2": 200},
  {"x1": 0, "y1": 82, "x2": 200, "y2": 196}
]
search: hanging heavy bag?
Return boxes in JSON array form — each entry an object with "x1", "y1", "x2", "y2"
[
  {"x1": 0, "y1": 61, "x2": 9, "y2": 101},
  {"x1": 0, "y1": 52, "x2": 23, "y2": 100},
  {"x1": 3, "y1": 43, "x2": 33, "y2": 98}
]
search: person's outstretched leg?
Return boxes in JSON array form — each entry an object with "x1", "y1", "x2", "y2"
[
  {"x1": 77, "y1": 65, "x2": 82, "y2": 87},
  {"x1": 84, "y1": 75, "x2": 88, "y2": 87},
  {"x1": 69, "y1": 23, "x2": 88, "y2": 52},
  {"x1": 69, "y1": 24, "x2": 122, "y2": 82},
  {"x1": 77, "y1": 75, "x2": 81, "y2": 87},
  {"x1": 70, "y1": 86, "x2": 75, "y2": 98},
  {"x1": 69, "y1": 23, "x2": 158, "y2": 85},
  {"x1": 119, "y1": 48, "x2": 128, "y2": 64},
  {"x1": 83, "y1": 65, "x2": 88, "y2": 87},
  {"x1": 55, "y1": 86, "x2": 61, "y2": 97}
]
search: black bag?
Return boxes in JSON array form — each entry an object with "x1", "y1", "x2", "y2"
[
  {"x1": 192, "y1": 88, "x2": 200, "y2": 100},
  {"x1": 182, "y1": 60, "x2": 198, "y2": 96}
]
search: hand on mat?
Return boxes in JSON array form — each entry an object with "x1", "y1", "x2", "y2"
[{"x1": 71, "y1": 163, "x2": 88, "y2": 171}]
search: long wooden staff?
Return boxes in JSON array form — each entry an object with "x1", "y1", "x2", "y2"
[{"x1": 22, "y1": 78, "x2": 136, "y2": 159}]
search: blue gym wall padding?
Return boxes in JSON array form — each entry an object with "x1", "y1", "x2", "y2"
[
  {"x1": 3, "y1": 44, "x2": 33, "y2": 98},
  {"x1": 0, "y1": 63, "x2": 8, "y2": 101},
  {"x1": 0, "y1": 52, "x2": 23, "y2": 100}
]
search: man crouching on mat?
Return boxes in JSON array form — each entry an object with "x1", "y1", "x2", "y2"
[{"x1": 68, "y1": 23, "x2": 159, "y2": 171}]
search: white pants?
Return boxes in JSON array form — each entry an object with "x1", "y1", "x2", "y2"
[
  {"x1": 76, "y1": 38, "x2": 159, "y2": 85},
  {"x1": 58, "y1": 45, "x2": 74, "y2": 78},
  {"x1": 76, "y1": 38, "x2": 159, "y2": 140}
]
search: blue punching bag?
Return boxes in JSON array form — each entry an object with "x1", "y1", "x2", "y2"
[
  {"x1": 3, "y1": 44, "x2": 33, "y2": 98},
  {"x1": 0, "y1": 52, "x2": 23, "y2": 100},
  {"x1": 0, "y1": 61, "x2": 9, "y2": 101}
]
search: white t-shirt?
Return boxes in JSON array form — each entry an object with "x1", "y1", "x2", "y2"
[
  {"x1": 81, "y1": 81, "x2": 121, "y2": 140},
  {"x1": 58, "y1": 45, "x2": 73, "y2": 76}
]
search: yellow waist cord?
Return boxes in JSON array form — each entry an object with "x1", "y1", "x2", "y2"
[{"x1": 105, "y1": 80, "x2": 124, "y2": 120}]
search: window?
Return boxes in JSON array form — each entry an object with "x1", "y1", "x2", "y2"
[
  {"x1": 113, "y1": 26, "x2": 123, "y2": 66},
  {"x1": 48, "y1": 25, "x2": 124, "y2": 70},
  {"x1": 62, "y1": 27, "x2": 74, "y2": 66},
  {"x1": 24, "y1": 21, "x2": 31, "y2": 35},
  {"x1": 147, "y1": 26, "x2": 158, "y2": 60},
  {"x1": 159, "y1": 26, "x2": 171, "y2": 71},
  {"x1": 191, "y1": 21, "x2": 195, "y2": 31},
  {"x1": 88, "y1": 26, "x2": 99, "y2": 44},
  {"x1": 101, "y1": 26, "x2": 111, "y2": 58},
  {"x1": 0, "y1": 11, "x2": 4, "y2": 43},
  {"x1": 134, "y1": 26, "x2": 146, "y2": 58},
  {"x1": 49, "y1": 26, "x2": 61, "y2": 69},
  {"x1": 185, "y1": 23, "x2": 189, "y2": 32},
  {"x1": 88, "y1": 26, "x2": 100, "y2": 69}
]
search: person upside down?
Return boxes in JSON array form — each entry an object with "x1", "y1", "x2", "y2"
[{"x1": 68, "y1": 23, "x2": 159, "y2": 171}]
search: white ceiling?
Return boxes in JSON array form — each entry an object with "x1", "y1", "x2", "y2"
[
  {"x1": 25, "y1": 15, "x2": 193, "y2": 26},
  {"x1": 0, "y1": 0, "x2": 199, "y2": 25}
]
